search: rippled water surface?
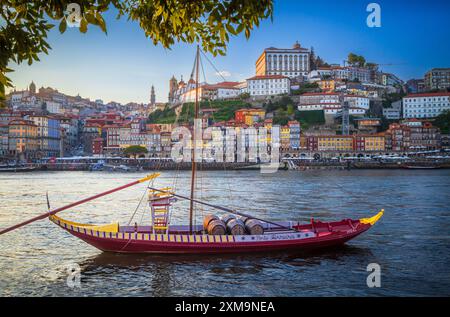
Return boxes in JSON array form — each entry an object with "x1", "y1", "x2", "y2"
[{"x1": 0, "y1": 170, "x2": 449, "y2": 296}]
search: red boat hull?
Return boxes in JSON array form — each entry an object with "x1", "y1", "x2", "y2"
[{"x1": 50, "y1": 215, "x2": 379, "y2": 254}]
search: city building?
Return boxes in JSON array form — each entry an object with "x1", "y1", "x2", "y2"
[
  {"x1": 403, "y1": 120, "x2": 441, "y2": 150},
  {"x1": 255, "y1": 42, "x2": 310, "y2": 78},
  {"x1": 280, "y1": 125, "x2": 290, "y2": 154},
  {"x1": 8, "y1": 119, "x2": 38, "y2": 160},
  {"x1": 383, "y1": 100, "x2": 402, "y2": 120},
  {"x1": 317, "y1": 79, "x2": 336, "y2": 92},
  {"x1": 28, "y1": 114, "x2": 61, "y2": 158},
  {"x1": 406, "y1": 79, "x2": 425, "y2": 94},
  {"x1": 380, "y1": 73, "x2": 403, "y2": 87},
  {"x1": 317, "y1": 135, "x2": 354, "y2": 152},
  {"x1": 402, "y1": 92, "x2": 450, "y2": 119},
  {"x1": 424, "y1": 68, "x2": 450, "y2": 91},
  {"x1": 0, "y1": 124, "x2": 9, "y2": 158},
  {"x1": 298, "y1": 92, "x2": 370, "y2": 115},
  {"x1": 235, "y1": 109, "x2": 266, "y2": 125},
  {"x1": 82, "y1": 123, "x2": 102, "y2": 155},
  {"x1": 288, "y1": 121, "x2": 300, "y2": 150},
  {"x1": 246, "y1": 75, "x2": 290, "y2": 97},
  {"x1": 385, "y1": 123, "x2": 411, "y2": 151},
  {"x1": 354, "y1": 135, "x2": 385, "y2": 152},
  {"x1": 92, "y1": 138, "x2": 104, "y2": 156},
  {"x1": 354, "y1": 118, "x2": 381, "y2": 133},
  {"x1": 59, "y1": 115, "x2": 80, "y2": 156}
]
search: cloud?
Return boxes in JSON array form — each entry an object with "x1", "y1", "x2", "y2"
[{"x1": 215, "y1": 70, "x2": 231, "y2": 78}]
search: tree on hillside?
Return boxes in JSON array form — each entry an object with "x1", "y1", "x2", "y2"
[
  {"x1": 347, "y1": 53, "x2": 366, "y2": 67},
  {"x1": 309, "y1": 47, "x2": 317, "y2": 70},
  {"x1": 0, "y1": 0, "x2": 274, "y2": 106},
  {"x1": 239, "y1": 92, "x2": 250, "y2": 100},
  {"x1": 123, "y1": 145, "x2": 148, "y2": 159},
  {"x1": 434, "y1": 110, "x2": 450, "y2": 134}
]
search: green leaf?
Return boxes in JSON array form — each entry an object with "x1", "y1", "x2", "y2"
[
  {"x1": 59, "y1": 19, "x2": 67, "y2": 33},
  {"x1": 95, "y1": 12, "x2": 107, "y2": 33},
  {"x1": 80, "y1": 18, "x2": 88, "y2": 33},
  {"x1": 85, "y1": 13, "x2": 97, "y2": 25},
  {"x1": 225, "y1": 24, "x2": 236, "y2": 35}
]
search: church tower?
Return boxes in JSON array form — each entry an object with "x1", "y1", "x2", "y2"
[
  {"x1": 150, "y1": 85, "x2": 156, "y2": 105},
  {"x1": 168, "y1": 75, "x2": 178, "y2": 103},
  {"x1": 29, "y1": 81, "x2": 36, "y2": 94}
]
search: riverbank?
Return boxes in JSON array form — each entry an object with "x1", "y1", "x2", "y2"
[{"x1": 2, "y1": 158, "x2": 449, "y2": 172}]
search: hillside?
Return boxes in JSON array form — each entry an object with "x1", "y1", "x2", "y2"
[{"x1": 148, "y1": 100, "x2": 253, "y2": 124}]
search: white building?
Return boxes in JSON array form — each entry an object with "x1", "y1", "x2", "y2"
[
  {"x1": 255, "y1": 42, "x2": 310, "y2": 78},
  {"x1": 402, "y1": 92, "x2": 450, "y2": 119},
  {"x1": 298, "y1": 92, "x2": 370, "y2": 112},
  {"x1": 246, "y1": 75, "x2": 290, "y2": 97},
  {"x1": 46, "y1": 100, "x2": 63, "y2": 114},
  {"x1": 383, "y1": 100, "x2": 401, "y2": 120}
]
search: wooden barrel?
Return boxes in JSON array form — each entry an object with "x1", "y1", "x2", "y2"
[
  {"x1": 245, "y1": 219, "x2": 264, "y2": 235},
  {"x1": 221, "y1": 214, "x2": 236, "y2": 225},
  {"x1": 226, "y1": 218, "x2": 245, "y2": 235},
  {"x1": 238, "y1": 215, "x2": 249, "y2": 224},
  {"x1": 207, "y1": 219, "x2": 226, "y2": 235},
  {"x1": 203, "y1": 214, "x2": 219, "y2": 231}
]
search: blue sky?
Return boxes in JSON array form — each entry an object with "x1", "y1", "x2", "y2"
[{"x1": 7, "y1": 0, "x2": 450, "y2": 104}]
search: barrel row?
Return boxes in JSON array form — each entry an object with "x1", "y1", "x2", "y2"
[{"x1": 203, "y1": 214, "x2": 264, "y2": 236}]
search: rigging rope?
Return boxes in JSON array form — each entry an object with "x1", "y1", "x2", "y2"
[{"x1": 200, "y1": 49, "x2": 235, "y2": 213}]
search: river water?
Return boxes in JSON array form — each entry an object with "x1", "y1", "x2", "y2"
[{"x1": 0, "y1": 170, "x2": 449, "y2": 296}]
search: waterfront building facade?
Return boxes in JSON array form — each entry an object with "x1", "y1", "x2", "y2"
[
  {"x1": 288, "y1": 121, "x2": 301, "y2": 150},
  {"x1": 8, "y1": 119, "x2": 38, "y2": 160},
  {"x1": 317, "y1": 135, "x2": 354, "y2": 152},
  {"x1": 354, "y1": 135, "x2": 385, "y2": 152},
  {"x1": 28, "y1": 114, "x2": 61, "y2": 158}
]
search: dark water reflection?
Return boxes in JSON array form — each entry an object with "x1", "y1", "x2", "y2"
[{"x1": 0, "y1": 170, "x2": 449, "y2": 296}]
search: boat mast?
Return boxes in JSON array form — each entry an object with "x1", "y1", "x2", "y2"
[{"x1": 189, "y1": 45, "x2": 200, "y2": 234}]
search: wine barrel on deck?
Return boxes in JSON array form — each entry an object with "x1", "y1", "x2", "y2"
[
  {"x1": 226, "y1": 218, "x2": 245, "y2": 235},
  {"x1": 237, "y1": 215, "x2": 249, "y2": 224},
  {"x1": 203, "y1": 215, "x2": 219, "y2": 231},
  {"x1": 207, "y1": 219, "x2": 227, "y2": 235},
  {"x1": 221, "y1": 214, "x2": 236, "y2": 225},
  {"x1": 245, "y1": 219, "x2": 264, "y2": 235}
]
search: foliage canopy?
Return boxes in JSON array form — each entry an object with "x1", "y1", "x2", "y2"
[{"x1": 0, "y1": 0, "x2": 273, "y2": 104}]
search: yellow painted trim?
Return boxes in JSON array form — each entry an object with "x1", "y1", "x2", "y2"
[
  {"x1": 49, "y1": 215, "x2": 119, "y2": 233},
  {"x1": 360, "y1": 209, "x2": 384, "y2": 226},
  {"x1": 138, "y1": 173, "x2": 160, "y2": 183}
]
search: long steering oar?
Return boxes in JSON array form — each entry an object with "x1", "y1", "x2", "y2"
[
  {"x1": 0, "y1": 173, "x2": 160, "y2": 236},
  {"x1": 148, "y1": 187, "x2": 295, "y2": 232}
]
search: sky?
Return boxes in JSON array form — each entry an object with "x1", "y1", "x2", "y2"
[{"x1": 6, "y1": 0, "x2": 450, "y2": 104}]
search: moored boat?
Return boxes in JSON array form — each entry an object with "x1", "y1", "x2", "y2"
[
  {"x1": 48, "y1": 210, "x2": 383, "y2": 254},
  {"x1": 0, "y1": 165, "x2": 37, "y2": 172},
  {"x1": 403, "y1": 165, "x2": 441, "y2": 169}
]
